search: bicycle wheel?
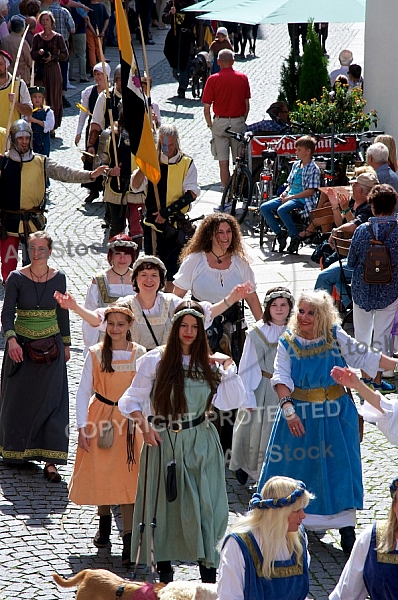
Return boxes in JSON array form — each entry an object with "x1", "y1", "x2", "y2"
[
  {"x1": 224, "y1": 167, "x2": 253, "y2": 223},
  {"x1": 220, "y1": 174, "x2": 235, "y2": 212}
]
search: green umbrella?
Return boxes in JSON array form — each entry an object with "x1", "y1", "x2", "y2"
[{"x1": 195, "y1": 0, "x2": 366, "y2": 24}]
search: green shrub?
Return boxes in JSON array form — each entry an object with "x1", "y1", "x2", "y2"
[
  {"x1": 290, "y1": 83, "x2": 378, "y2": 134},
  {"x1": 297, "y1": 20, "x2": 330, "y2": 103},
  {"x1": 278, "y1": 48, "x2": 301, "y2": 109}
]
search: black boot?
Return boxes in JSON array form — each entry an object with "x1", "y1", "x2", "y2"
[
  {"x1": 235, "y1": 468, "x2": 248, "y2": 485},
  {"x1": 339, "y1": 526, "x2": 356, "y2": 554},
  {"x1": 93, "y1": 515, "x2": 112, "y2": 548},
  {"x1": 287, "y1": 236, "x2": 300, "y2": 254},
  {"x1": 276, "y1": 230, "x2": 288, "y2": 252},
  {"x1": 122, "y1": 532, "x2": 132, "y2": 566},
  {"x1": 157, "y1": 561, "x2": 174, "y2": 583},
  {"x1": 198, "y1": 561, "x2": 217, "y2": 583}
]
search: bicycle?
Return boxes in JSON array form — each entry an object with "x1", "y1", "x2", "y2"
[{"x1": 220, "y1": 128, "x2": 263, "y2": 224}]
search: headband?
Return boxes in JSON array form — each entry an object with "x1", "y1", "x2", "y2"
[
  {"x1": 390, "y1": 477, "x2": 398, "y2": 498},
  {"x1": 107, "y1": 239, "x2": 138, "y2": 251},
  {"x1": 132, "y1": 254, "x2": 167, "y2": 275},
  {"x1": 104, "y1": 306, "x2": 134, "y2": 320},
  {"x1": 249, "y1": 481, "x2": 306, "y2": 510},
  {"x1": 263, "y1": 290, "x2": 294, "y2": 306},
  {"x1": 171, "y1": 308, "x2": 205, "y2": 324}
]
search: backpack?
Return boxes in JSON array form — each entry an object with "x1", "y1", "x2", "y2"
[{"x1": 363, "y1": 222, "x2": 397, "y2": 284}]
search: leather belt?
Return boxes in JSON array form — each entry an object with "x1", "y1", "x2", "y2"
[
  {"x1": 148, "y1": 413, "x2": 206, "y2": 433},
  {"x1": 215, "y1": 115, "x2": 244, "y2": 119},
  {"x1": 95, "y1": 392, "x2": 118, "y2": 406},
  {"x1": 261, "y1": 370, "x2": 272, "y2": 379},
  {"x1": 290, "y1": 384, "x2": 345, "y2": 403}
]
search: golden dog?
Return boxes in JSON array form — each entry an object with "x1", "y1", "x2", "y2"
[{"x1": 53, "y1": 569, "x2": 164, "y2": 600}]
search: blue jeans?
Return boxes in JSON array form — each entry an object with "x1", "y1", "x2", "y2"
[
  {"x1": 314, "y1": 260, "x2": 353, "y2": 308},
  {"x1": 260, "y1": 197, "x2": 306, "y2": 238}
]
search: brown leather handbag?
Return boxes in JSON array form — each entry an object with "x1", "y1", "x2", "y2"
[{"x1": 26, "y1": 336, "x2": 59, "y2": 364}]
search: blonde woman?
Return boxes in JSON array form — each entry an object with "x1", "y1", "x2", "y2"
[
  {"x1": 330, "y1": 477, "x2": 398, "y2": 599},
  {"x1": 258, "y1": 290, "x2": 398, "y2": 555},
  {"x1": 218, "y1": 476, "x2": 313, "y2": 600},
  {"x1": 375, "y1": 134, "x2": 398, "y2": 172}
]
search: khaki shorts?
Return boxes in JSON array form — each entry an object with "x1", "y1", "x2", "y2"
[{"x1": 211, "y1": 116, "x2": 246, "y2": 162}]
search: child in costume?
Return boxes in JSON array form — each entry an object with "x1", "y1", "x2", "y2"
[{"x1": 27, "y1": 85, "x2": 54, "y2": 156}]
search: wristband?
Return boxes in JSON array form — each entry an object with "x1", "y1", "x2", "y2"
[
  {"x1": 224, "y1": 297, "x2": 231, "y2": 308},
  {"x1": 279, "y1": 396, "x2": 294, "y2": 409},
  {"x1": 332, "y1": 207, "x2": 339, "y2": 211},
  {"x1": 341, "y1": 208, "x2": 351, "y2": 215}
]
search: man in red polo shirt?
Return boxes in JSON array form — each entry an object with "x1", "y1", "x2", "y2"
[{"x1": 202, "y1": 49, "x2": 250, "y2": 188}]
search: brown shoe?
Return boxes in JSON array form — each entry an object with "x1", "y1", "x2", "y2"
[
  {"x1": 43, "y1": 464, "x2": 61, "y2": 483},
  {"x1": 84, "y1": 191, "x2": 99, "y2": 203}
]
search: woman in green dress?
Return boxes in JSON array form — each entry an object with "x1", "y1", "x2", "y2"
[{"x1": 119, "y1": 301, "x2": 246, "y2": 583}]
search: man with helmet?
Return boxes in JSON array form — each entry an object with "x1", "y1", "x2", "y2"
[
  {"x1": 0, "y1": 119, "x2": 107, "y2": 282},
  {"x1": 0, "y1": 49, "x2": 32, "y2": 130}
]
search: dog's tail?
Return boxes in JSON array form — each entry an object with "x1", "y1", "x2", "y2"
[{"x1": 53, "y1": 571, "x2": 88, "y2": 589}]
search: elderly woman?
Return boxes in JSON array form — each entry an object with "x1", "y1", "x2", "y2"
[
  {"x1": 257, "y1": 290, "x2": 398, "y2": 555},
  {"x1": 0, "y1": 0, "x2": 9, "y2": 42},
  {"x1": 0, "y1": 232, "x2": 70, "y2": 483},
  {"x1": 31, "y1": 11, "x2": 68, "y2": 130},
  {"x1": 55, "y1": 254, "x2": 252, "y2": 351},
  {"x1": 347, "y1": 184, "x2": 398, "y2": 393},
  {"x1": 131, "y1": 123, "x2": 200, "y2": 291},
  {"x1": 330, "y1": 477, "x2": 398, "y2": 600},
  {"x1": 218, "y1": 476, "x2": 313, "y2": 600}
]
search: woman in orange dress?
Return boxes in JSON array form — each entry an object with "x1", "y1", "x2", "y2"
[{"x1": 68, "y1": 303, "x2": 146, "y2": 565}]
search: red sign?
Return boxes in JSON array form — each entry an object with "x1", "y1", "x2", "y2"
[{"x1": 251, "y1": 135, "x2": 358, "y2": 158}]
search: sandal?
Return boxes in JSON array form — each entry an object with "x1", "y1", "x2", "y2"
[
  {"x1": 43, "y1": 463, "x2": 61, "y2": 483},
  {"x1": 299, "y1": 227, "x2": 315, "y2": 239}
]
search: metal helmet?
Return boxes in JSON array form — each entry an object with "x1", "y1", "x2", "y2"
[
  {"x1": 113, "y1": 64, "x2": 121, "y2": 84},
  {"x1": 10, "y1": 119, "x2": 33, "y2": 150}
]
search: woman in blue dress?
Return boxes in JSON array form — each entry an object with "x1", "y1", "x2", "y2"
[
  {"x1": 218, "y1": 476, "x2": 313, "y2": 600},
  {"x1": 330, "y1": 477, "x2": 398, "y2": 600},
  {"x1": 258, "y1": 290, "x2": 398, "y2": 555}
]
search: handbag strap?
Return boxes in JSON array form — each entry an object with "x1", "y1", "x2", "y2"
[{"x1": 142, "y1": 311, "x2": 160, "y2": 347}]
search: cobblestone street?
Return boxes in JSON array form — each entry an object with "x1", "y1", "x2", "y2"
[{"x1": 1, "y1": 21, "x2": 396, "y2": 600}]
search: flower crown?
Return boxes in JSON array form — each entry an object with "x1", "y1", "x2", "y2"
[
  {"x1": 171, "y1": 308, "x2": 205, "y2": 324},
  {"x1": 250, "y1": 481, "x2": 306, "y2": 510},
  {"x1": 263, "y1": 290, "x2": 294, "y2": 307},
  {"x1": 107, "y1": 239, "x2": 138, "y2": 251},
  {"x1": 389, "y1": 477, "x2": 398, "y2": 498}
]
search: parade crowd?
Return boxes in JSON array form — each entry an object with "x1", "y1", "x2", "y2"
[{"x1": 1, "y1": 2, "x2": 398, "y2": 599}]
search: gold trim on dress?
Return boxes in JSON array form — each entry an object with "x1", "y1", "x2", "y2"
[
  {"x1": 291, "y1": 384, "x2": 345, "y2": 403},
  {"x1": 253, "y1": 326, "x2": 278, "y2": 348},
  {"x1": 15, "y1": 324, "x2": 59, "y2": 338},
  {"x1": 237, "y1": 533, "x2": 303, "y2": 578},
  {"x1": 0, "y1": 447, "x2": 68, "y2": 461},
  {"x1": 281, "y1": 330, "x2": 335, "y2": 358},
  {"x1": 376, "y1": 521, "x2": 398, "y2": 564},
  {"x1": 16, "y1": 309, "x2": 56, "y2": 318}
]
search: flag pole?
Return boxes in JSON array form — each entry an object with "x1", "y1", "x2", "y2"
[
  {"x1": 30, "y1": 61, "x2": 35, "y2": 87},
  {"x1": 96, "y1": 27, "x2": 120, "y2": 189},
  {"x1": 2, "y1": 25, "x2": 30, "y2": 154},
  {"x1": 137, "y1": 15, "x2": 162, "y2": 236}
]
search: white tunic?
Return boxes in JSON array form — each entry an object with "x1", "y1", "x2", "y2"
[
  {"x1": 359, "y1": 393, "x2": 398, "y2": 446},
  {"x1": 173, "y1": 251, "x2": 257, "y2": 303},
  {"x1": 118, "y1": 349, "x2": 247, "y2": 418}
]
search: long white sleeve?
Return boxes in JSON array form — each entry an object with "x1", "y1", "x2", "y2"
[
  {"x1": 75, "y1": 352, "x2": 94, "y2": 429},
  {"x1": 359, "y1": 394, "x2": 398, "y2": 446},
  {"x1": 237, "y1": 335, "x2": 261, "y2": 409},
  {"x1": 329, "y1": 525, "x2": 371, "y2": 600},
  {"x1": 76, "y1": 85, "x2": 94, "y2": 135},
  {"x1": 212, "y1": 362, "x2": 247, "y2": 410},
  {"x1": 42, "y1": 109, "x2": 55, "y2": 133},
  {"x1": 217, "y1": 536, "x2": 246, "y2": 600}
]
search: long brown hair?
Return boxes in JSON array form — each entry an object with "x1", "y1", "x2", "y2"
[
  {"x1": 152, "y1": 301, "x2": 220, "y2": 419},
  {"x1": 179, "y1": 213, "x2": 248, "y2": 262},
  {"x1": 101, "y1": 306, "x2": 133, "y2": 373}
]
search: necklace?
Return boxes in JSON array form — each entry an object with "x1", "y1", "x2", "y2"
[
  {"x1": 29, "y1": 267, "x2": 49, "y2": 309},
  {"x1": 30, "y1": 266, "x2": 49, "y2": 281},
  {"x1": 210, "y1": 249, "x2": 228, "y2": 264},
  {"x1": 111, "y1": 267, "x2": 130, "y2": 283}
]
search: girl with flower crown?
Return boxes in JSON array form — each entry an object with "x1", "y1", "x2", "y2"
[
  {"x1": 118, "y1": 301, "x2": 246, "y2": 584},
  {"x1": 68, "y1": 302, "x2": 146, "y2": 566},
  {"x1": 330, "y1": 477, "x2": 398, "y2": 600},
  {"x1": 218, "y1": 476, "x2": 313, "y2": 600},
  {"x1": 230, "y1": 287, "x2": 294, "y2": 484}
]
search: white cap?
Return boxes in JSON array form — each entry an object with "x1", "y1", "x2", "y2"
[
  {"x1": 93, "y1": 62, "x2": 111, "y2": 78},
  {"x1": 216, "y1": 27, "x2": 228, "y2": 37}
]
